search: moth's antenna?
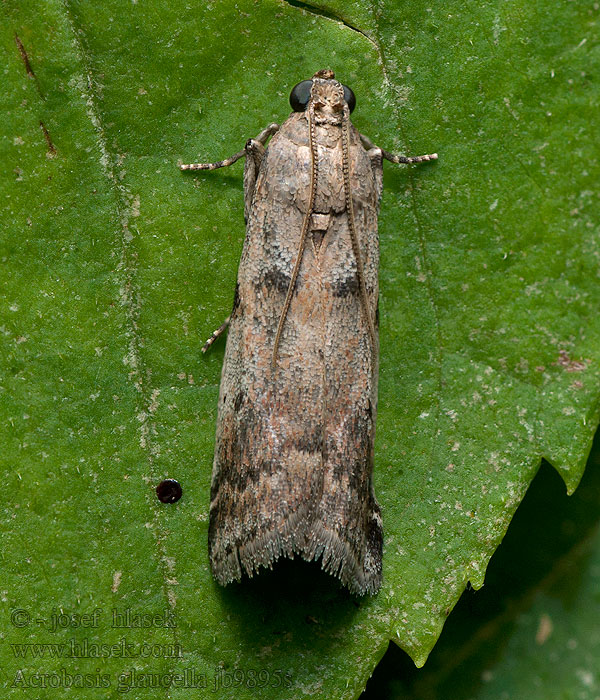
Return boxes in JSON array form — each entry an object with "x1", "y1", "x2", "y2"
[
  {"x1": 341, "y1": 103, "x2": 377, "y2": 355},
  {"x1": 271, "y1": 101, "x2": 318, "y2": 368}
]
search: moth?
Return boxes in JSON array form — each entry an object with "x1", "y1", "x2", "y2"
[{"x1": 180, "y1": 69, "x2": 437, "y2": 595}]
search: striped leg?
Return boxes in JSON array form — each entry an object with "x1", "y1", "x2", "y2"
[
  {"x1": 180, "y1": 151, "x2": 245, "y2": 171},
  {"x1": 201, "y1": 316, "x2": 230, "y2": 354},
  {"x1": 382, "y1": 150, "x2": 438, "y2": 164},
  {"x1": 359, "y1": 132, "x2": 438, "y2": 164},
  {"x1": 179, "y1": 123, "x2": 279, "y2": 171}
]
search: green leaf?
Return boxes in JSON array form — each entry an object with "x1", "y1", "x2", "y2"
[
  {"x1": 1, "y1": 0, "x2": 598, "y2": 698},
  {"x1": 363, "y1": 435, "x2": 600, "y2": 698}
]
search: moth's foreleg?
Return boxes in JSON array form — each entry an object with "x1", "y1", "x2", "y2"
[
  {"x1": 382, "y1": 150, "x2": 438, "y2": 164},
  {"x1": 179, "y1": 123, "x2": 280, "y2": 171},
  {"x1": 201, "y1": 316, "x2": 230, "y2": 354},
  {"x1": 179, "y1": 151, "x2": 246, "y2": 171},
  {"x1": 359, "y1": 133, "x2": 438, "y2": 164},
  {"x1": 240, "y1": 123, "x2": 279, "y2": 220},
  {"x1": 252, "y1": 122, "x2": 280, "y2": 146}
]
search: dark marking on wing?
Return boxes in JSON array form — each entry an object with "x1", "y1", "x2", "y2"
[
  {"x1": 286, "y1": 426, "x2": 324, "y2": 454},
  {"x1": 233, "y1": 391, "x2": 244, "y2": 413},
  {"x1": 333, "y1": 273, "x2": 359, "y2": 297},
  {"x1": 366, "y1": 501, "x2": 383, "y2": 558},
  {"x1": 258, "y1": 267, "x2": 291, "y2": 294},
  {"x1": 231, "y1": 283, "x2": 241, "y2": 317}
]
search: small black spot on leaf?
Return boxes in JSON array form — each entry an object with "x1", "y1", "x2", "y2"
[{"x1": 156, "y1": 479, "x2": 182, "y2": 504}]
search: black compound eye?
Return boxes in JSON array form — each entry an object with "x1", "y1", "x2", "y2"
[
  {"x1": 342, "y1": 84, "x2": 356, "y2": 113},
  {"x1": 290, "y1": 80, "x2": 313, "y2": 112}
]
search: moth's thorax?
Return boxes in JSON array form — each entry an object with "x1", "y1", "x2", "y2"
[
  {"x1": 313, "y1": 120, "x2": 345, "y2": 148},
  {"x1": 285, "y1": 112, "x2": 352, "y2": 150}
]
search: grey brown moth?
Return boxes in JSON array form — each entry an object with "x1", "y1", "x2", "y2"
[{"x1": 180, "y1": 69, "x2": 437, "y2": 595}]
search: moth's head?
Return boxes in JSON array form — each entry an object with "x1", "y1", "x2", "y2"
[{"x1": 289, "y1": 70, "x2": 356, "y2": 124}]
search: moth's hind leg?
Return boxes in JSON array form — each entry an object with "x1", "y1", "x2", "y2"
[{"x1": 201, "y1": 316, "x2": 230, "y2": 354}]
